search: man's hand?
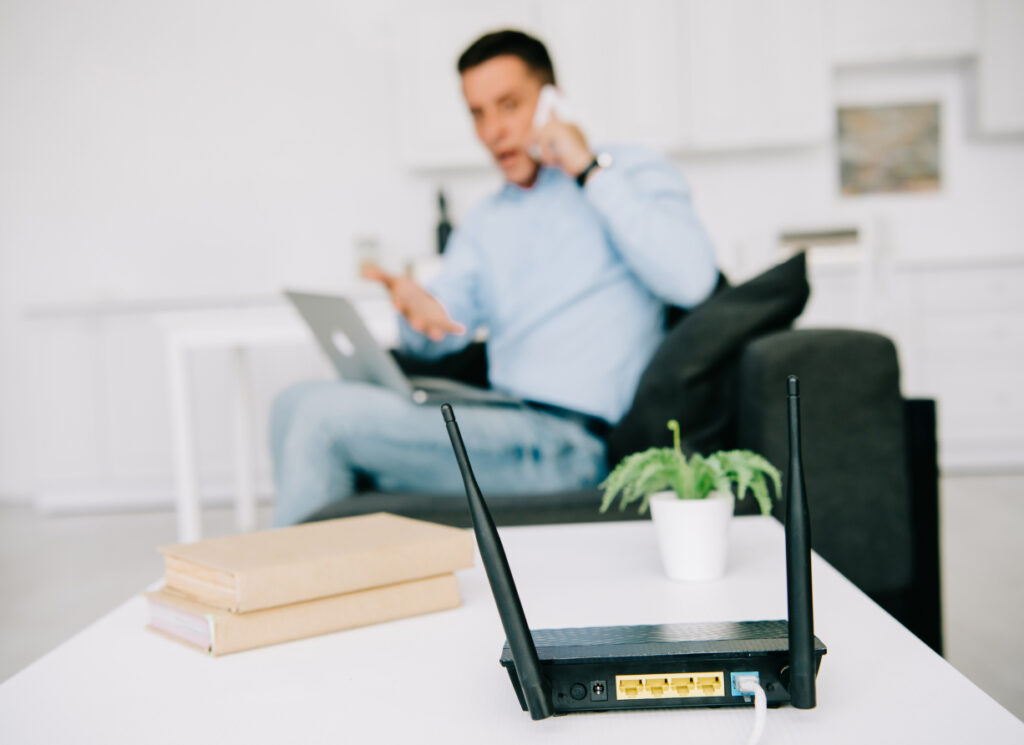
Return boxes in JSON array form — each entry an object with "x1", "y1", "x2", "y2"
[
  {"x1": 362, "y1": 265, "x2": 466, "y2": 342},
  {"x1": 530, "y1": 112, "x2": 594, "y2": 180}
]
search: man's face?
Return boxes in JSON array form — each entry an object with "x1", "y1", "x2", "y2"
[{"x1": 461, "y1": 55, "x2": 544, "y2": 187}]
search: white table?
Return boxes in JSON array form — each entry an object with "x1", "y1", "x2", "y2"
[
  {"x1": 158, "y1": 295, "x2": 397, "y2": 542},
  {"x1": 1, "y1": 518, "x2": 1020, "y2": 744}
]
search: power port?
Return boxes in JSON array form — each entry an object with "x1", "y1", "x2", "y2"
[{"x1": 590, "y1": 680, "x2": 608, "y2": 702}]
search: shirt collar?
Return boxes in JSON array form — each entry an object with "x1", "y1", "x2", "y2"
[{"x1": 500, "y1": 166, "x2": 563, "y2": 199}]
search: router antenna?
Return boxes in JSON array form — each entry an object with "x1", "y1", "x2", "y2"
[
  {"x1": 441, "y1": 404, "x2": 553, "y2": 720},
  {"x1": 785, "y1": 376, "x2": 816, "y2": 709}
]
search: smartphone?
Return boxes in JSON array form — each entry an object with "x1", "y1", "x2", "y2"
[
  {"x1": 533, "y1": 84, "x2": 572, "y2": 129},
  {"x1": 530, "y1": 85, "x2": 573, "y2": 160}
]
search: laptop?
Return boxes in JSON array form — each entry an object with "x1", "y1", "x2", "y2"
[{"x1": 286, "y1": 290, "x2": 521, "y2": 406}]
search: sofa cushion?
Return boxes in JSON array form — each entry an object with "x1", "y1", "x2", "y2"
[{"x1": 605, "y1": 252, "x2": 809, "y2": 465}]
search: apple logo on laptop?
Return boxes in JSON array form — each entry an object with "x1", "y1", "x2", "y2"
[{"x1": 331, "y1": 330, "x2": 355, "y2": 357}]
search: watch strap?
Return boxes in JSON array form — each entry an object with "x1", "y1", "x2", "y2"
[{"x1": 575, "y1": 157, "x2": 601, "y2": 187}]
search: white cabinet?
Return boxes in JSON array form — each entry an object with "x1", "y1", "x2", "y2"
[
  {"x1": 396, "y1": 0, "x2": 535, "y2": 170},
  {"x1": 769, "y1": 225, "x2": 1024, "y2": 472},
  {"x1": 27, "y1": 314, "x2": 175, "y2": 510},
  {"x1": 398, "y1": 0, "x2": 833, "y2": 167},
  {"x1": 682, "y1": 0, "x2": 831, "y2": 149},
  {"x1": 779, "y1": 223, "x2": 885, "y2": 332},
  {"x1": 827, "y1": 0, "x2": 1024, "y2": 136},
  {"x1": 888, "y1": 259, "x2": 1024, "y2": 471},
  {"x1": 397, "y1": 0, "x2": 687, "y2": 164},
  {"x1": 828, "y1": 0, "x2": 980, "y2": 65},
  {"x1": 977, "y1": 0, "x2": 1024, "y2": 135},
  {"x1": 535, "y1": 0, "x2": 687, "y2": 150},
  {"x1": 25, "y1": 304, "x2": 327, "y2": 512}
]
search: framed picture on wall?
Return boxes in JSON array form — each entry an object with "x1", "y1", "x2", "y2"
[{"x1": 837, "y1": 103, "x2": 941, "y2": 195}]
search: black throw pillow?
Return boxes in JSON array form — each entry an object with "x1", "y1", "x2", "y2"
[{"x1": 605, "y1": 251, "x2": 810, "y2": 466}]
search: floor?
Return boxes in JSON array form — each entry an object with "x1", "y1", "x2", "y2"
[{"x1": 1, "y1": 474, "x2": 1022, "y2": 722}]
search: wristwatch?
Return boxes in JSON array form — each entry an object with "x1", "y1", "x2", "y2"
[{"x1": 576, "y1": 152, "x2": 613, "y2": 187}]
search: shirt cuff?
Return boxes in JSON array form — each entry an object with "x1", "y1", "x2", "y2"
[{"x1": 581, "y1": 163, "x2": 633, "y2": 220}]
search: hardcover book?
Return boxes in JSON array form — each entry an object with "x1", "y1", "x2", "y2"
[
  {"x1": 145, "y1": 573, "x2": 460, "y2": 656},
  {"x1": 159, "y1": 513, "x2": 474, "y2": 612}
]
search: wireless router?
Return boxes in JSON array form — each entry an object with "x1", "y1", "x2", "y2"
[{"x1": 441, "y1": 376, "x2": 825, "y2": 719}]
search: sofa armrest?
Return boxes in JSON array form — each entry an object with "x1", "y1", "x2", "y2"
[
  {"x1": 894, "y1": 398, "x2": 943, "y2": 653},
  {"x1": 735, "y1": 328, "x2": 914, "y2": 592},
  {"x1": 735, "y1": 328, "x2": 942, "y2": 652}
]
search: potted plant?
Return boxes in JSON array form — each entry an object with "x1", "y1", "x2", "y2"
[{"x1": 599, "y1": 420, "x2": 782, "y2": 581}]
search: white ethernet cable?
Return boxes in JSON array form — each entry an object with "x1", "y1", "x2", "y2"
[{"x1": 734, "y1": 674, "x2": 768, "y2": 745}]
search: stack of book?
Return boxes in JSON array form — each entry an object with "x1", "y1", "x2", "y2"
[{"x1": 144, "y1": 512, "x2": 474, "y2": 656}]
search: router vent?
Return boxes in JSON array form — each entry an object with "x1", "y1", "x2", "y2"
[
  {"x1": 530, "y1": 620, "x2": 791, "y2": 646},
  {"x1": 500, "y1": 620, "x2": 825, "y2": 664}
]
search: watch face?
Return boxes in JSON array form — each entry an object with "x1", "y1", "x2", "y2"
[{"x1": 596, "y1": 152, "x2": 613, "y2": 168}]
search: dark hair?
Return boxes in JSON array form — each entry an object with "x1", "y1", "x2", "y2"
[{"x1": 457, "y1": 29, "x2": 556, "y2": 85}]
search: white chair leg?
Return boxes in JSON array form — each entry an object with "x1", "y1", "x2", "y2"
[
  {"x1": 167, "y1": 337, "x2": 201, "y2": 543},
  {"x1": 232, "y1": 346, "x2": 257, "y2": 533}
]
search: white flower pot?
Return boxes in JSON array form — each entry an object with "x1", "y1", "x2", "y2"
[{"x1": 649, "y1": 490, "x2": 735, "y2": 581}]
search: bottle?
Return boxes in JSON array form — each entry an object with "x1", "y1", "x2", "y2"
[
  {"x1": 354, "y1": 233, "x2": 381, "y2": 278},
  {"x1": 436, "y1": 189, "x2": 453, "y2": 255}
]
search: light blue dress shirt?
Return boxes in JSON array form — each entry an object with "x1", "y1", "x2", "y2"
[
  {"x1": 270, "y1": 147, "x2": 718, "y2": 524},
  {"x1": 399, "y1": 145, "x2": 718, "y2": 424}
]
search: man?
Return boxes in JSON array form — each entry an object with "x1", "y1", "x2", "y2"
[{"x1": 271, "y1": 30, "x2": 717, "y2": 526}]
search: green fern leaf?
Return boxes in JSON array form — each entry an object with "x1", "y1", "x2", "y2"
[
  {"x1": 736, "y1": 451, "x2": 782, "y2": 499},
  {"x1": 597, "y1": 424, "x2": 784, "y2": 516},
  {"x1": 749, "y1": 473, "x2": 772, "y2": 516}
]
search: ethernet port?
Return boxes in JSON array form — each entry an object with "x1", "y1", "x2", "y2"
[
  {"x1": 616, "y1": 671, "x2": 724, "y2": 700},
  {"x1": 618, "y1": 678, "x2": 642, "y2": 699},
  {"x1": 670, "y1": 677, "x2": 694, "y2": 696},
  {"x1": 644, "y1": 678, "x2": 669, "y2": 696},
  {"x1": 696, "y1": 675, "x2": 723, "y2": 696}
]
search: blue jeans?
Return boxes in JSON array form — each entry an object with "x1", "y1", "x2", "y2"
[{"x1": 269, "y1": 380, "x2": 608, "y2": 526}]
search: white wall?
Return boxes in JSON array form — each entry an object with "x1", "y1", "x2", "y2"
[
  {"x1": 1, "y1": 0, "x2": 1023, "y2": 505},
  {"x1": 0, "y1": 0, "x2": 498, "y2": 502}
]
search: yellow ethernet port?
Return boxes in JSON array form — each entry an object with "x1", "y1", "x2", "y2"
[
  {"x1": 670, "y1": 677, "x2": 694, "y2": 696},
  {"x1": 618, "y1": 678, "x2": 643, "y2": 698},
  {"x1": 616, "y1": 672, "x2": 724, "y2": 700}
]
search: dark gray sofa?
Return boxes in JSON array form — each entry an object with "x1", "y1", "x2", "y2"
[{"x1": 303, "y1": 327, "x2": 943, "y2": 655}]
